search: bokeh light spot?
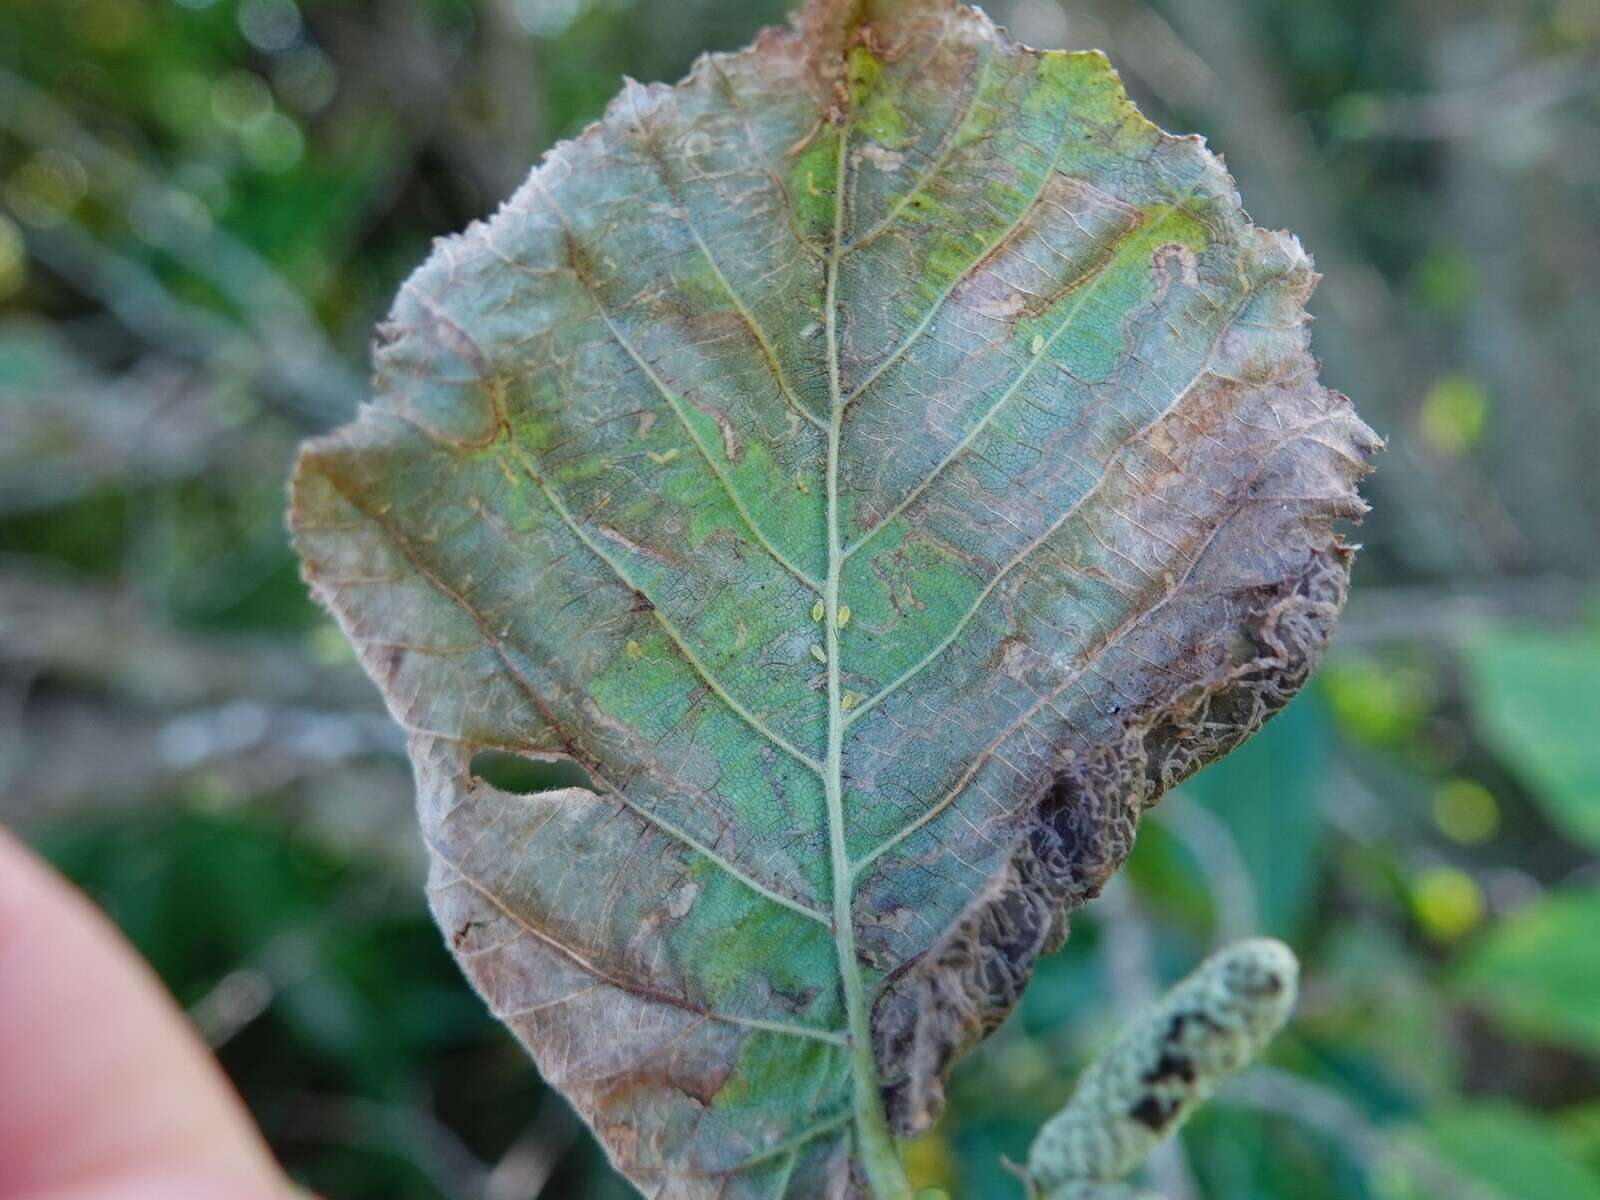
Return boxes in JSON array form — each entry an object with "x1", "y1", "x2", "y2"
[
  {"x1": 1418, "y1": 374, "x2": 1489, "y2": 457},
  {"x1": 0, "y1": 215, "x2": 27, "y2": 301},
  {"x1": 273, "y1": 45, "x2": 339, "y2": 114},
  {"x1": 1433, "y1": 779, "x2": 1501, "y2": 846},
  {"x1": 1412, "y1": 866, "x2": 1486, "y2": 941},
  {"x1": 1323, "y1": 658, "x2": 1436, "y2": 745},
  {"x1": 243, "y1": 111, "x2": 306, "y2": 173},
  {"x1": 212, "y1": 69, "x2": 275, "y2": 132},
  {"x1": 238, "y1": 0, "x2": 303, "y2": 53},
  {"x1": 4, "y1": 150, "x2": 89, "y2": 228}
]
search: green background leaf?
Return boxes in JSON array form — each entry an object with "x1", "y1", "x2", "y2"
[
  {"x1": 1412, "y1": 1103, "x2": 1600, "y2": 1200},
  {"x1": 1463, "y1": 627, "x2": 1600, "y2": 854},
  {"x1": 1451, "y1": 888, "x2": 1600, "y2": 1059},
  {"x1": 1179, "y1": 688, "x2": 1331, "y2": 939}
]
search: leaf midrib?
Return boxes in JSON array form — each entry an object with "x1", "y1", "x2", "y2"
[{"x1": 821, "y1": 66, "x2": 917, "y2": 1200}]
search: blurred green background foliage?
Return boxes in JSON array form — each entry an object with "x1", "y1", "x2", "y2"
[{"x1": 1, "y1": 0, "x2": 1598, "y2": 1196}]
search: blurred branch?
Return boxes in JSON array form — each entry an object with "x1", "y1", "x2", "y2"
[
  {"x1": 0, "y1": 334, "x2": 283, "y2": 517},
  {"x1": 484, "y1": 1094, "x2": 583, "y2": 1200},
  {"x1": 187, "y1": 964, "x2": 276, "y2": 1048},
  {"x1": 312, "y1": 0, "x2": 546, "y2": 208},
  {"x1": 0, "y1": 68, "x2": 364, "y2": 424},
  {"x1": 0, "y1": 558, "x2": 416, "y2": 858},
  {"x1": 1062, "y1": 3, "x2": 1219, "y2": 116},
  {"x1": 1149, "y1": 799, "x2": 1260, "y2": 946},
  {"x1": 1349, "y1": 52, "x2": 1600, "y2": 141},
  {"x1": 0, "y1": 565, "x2": 373, "y2": 709},
  {"x1": 1221, "y1": 1066, "x2": 1501, "y2": 1200},
  {"x1": 17, "y1": 226, "x2": 251, "y2": 370},
  {"x1": 0, "y1": 560, "x2": 402, "y2": 820},
  {"x1": 190, "y1": 866, "x2": 415, "y2": 1050},
  {"x1": 1318, "y1": 765, "x2": 1392, "y2": 847},
  {"x1": 0, "y1": 692, "x2": 403, "y2": 825},
  {"x1": 267, "y1": 1091, "x2": 493, "y2": 1200},
  {"x1": 266, "y1": 1087, "x2": 580, "y2": 1200},
  {"x1": 1336, "y1": 573, "x2": 1595, "y2": 648}
]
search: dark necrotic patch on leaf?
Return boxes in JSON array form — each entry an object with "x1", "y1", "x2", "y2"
[{"x1": 872, "y1": 547, "x2": 1354, "y2": 1136}]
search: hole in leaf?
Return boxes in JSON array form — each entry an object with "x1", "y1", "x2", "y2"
[{"x1": 470, "y1": 749, "x2": 595, "y2": 795}]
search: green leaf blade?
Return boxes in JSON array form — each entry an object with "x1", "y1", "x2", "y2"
[
  {"x1": 1452, "y1": 887, "x2": 1600, "y2": 1059},
  {"x1": 1463, "y1": 627, "x2": 1600, "y2": 855},
  {"x1": 290, "y1": 1, "x2": 1377, "y2": 1193},
  {"x1": 1414, "y1": 1102, "x2": 1600, "y2": 1200}
]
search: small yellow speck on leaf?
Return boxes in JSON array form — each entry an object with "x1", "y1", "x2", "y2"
[
  {"x1": 810, "y1": 643, "x2": 827, "y2": 664},
  {"x1": 624, "y1": 640, "x2": 643, "y2": 658},
  {"x1": 837, "y1": 604, "x2": 851, "y2": 628},
  {"x1": 734, "y1": 620, "x2": 749, "y2": 650},
  {"x1": 811, "y1": 599, "x2": 825, "y2": 623},
  {"x1": 795, "y1": 473, "x2": 810, "y2": 494},
  {"x1": 646, "y1": 448, "x2": 679, "y2": 466},
  {"x1": 1030, "y1": 333, "x2": 1045, "y2": 355},
  {"x1": 841, "y1": 691, "x2": 864, "y2": 711}
]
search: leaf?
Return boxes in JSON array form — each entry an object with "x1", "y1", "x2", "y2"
[
  {"x1": 288, "y1": 1, "x2": 1377, "y2": 1194},
  {"x1": 1179, "y1": 686, "x2": 1330, "y2": 938},
  {"x1": 1559, "y1": 1103, "x2": 1600, "y2": 1174},
  {"x1": 1462, "y1": 626, "x2": 1600, "y2": 855},
  {"x1": 1451, "y1": 887, "x2": 1600, "y2": 1058},
  {"x1": 1407, "y1": 1102, "x2": 1600, "y2": 1200}
]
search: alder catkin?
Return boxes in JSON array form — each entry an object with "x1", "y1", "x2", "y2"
[{"x1": 1027, "y1": 938, "x2": 1299, "y2": 1192}]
